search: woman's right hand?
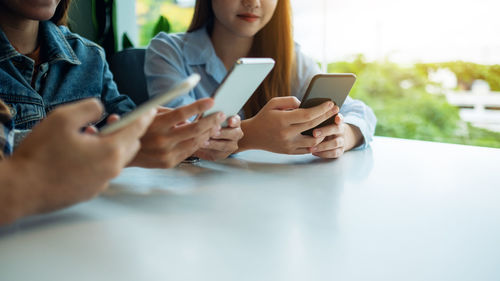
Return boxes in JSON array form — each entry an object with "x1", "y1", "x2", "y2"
[{"x1": 238, "y1": 96, "x2": 339, "y2": 154}]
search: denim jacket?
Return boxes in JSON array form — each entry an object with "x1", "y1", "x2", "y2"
[{"x1": 0, "y1": 21, "x2": 135, "y2": 130}]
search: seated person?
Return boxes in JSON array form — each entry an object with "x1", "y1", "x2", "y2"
[
  {"x1": 0, "y1": 0, "x2": 231, "y2": 168},
  {"x1": 145, "y1": 0, "x2": 376, "y2": 159}
]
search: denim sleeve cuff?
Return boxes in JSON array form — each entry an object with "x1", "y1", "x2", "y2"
[{"x1": 13, "y1": 129, "x2": 31, "y2": 149}]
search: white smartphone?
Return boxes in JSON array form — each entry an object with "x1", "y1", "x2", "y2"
[
  {"x1": 202, "y1": 58, "x2": 275, "y2": 126},
  {"x1": 100, "y1": 73, "x2": 201, "y2": 135},
  {"x1": 299, "y1": 73, "x2": 356, "y2": 136}
]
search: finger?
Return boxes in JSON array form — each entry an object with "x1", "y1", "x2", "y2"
[
  {"x1": 106, "y1": 114, "x2": 120, "y2": 124},
  {"x1": 290, "y1": 135, "x2": 325, "y2": 149},
  {"x1": 313, "y1": 147, "x2": 345, "y2": 159},
  {"x1": 226, "y1": 115, "x2": 241, "y2": 128},
  {"x1": 55, "y1": 98, "x2": 104, "y2": 129},
  {"x1": 154, "y1": 98, "x2": 214, "y2": 129},
  {"x1": 292, "y1": 106, "x2": 337, "y2": 133},
  {"x1": 156, "y1": 106, "x2": 173, "y2": 114},
  {"x1": 312, "y1": 123, "x2": 343, "y2": 138},
  {"x1": 334, "y1": 113, "x2": 343, "y2": 125},
  {"x1": 266, "y1": 96, "x2": 301, "y2": 110},
  {"x1": 83, "y1": 126, "x2": 98, "y2": 135},
  {"x1": 291, "y1": 147, "x2": 312, "y2": 155},
  {"x1": 169, "y1": 112, "x2": 224, "y2": 143},
  {"x1": 285, "y1": 101, "x2": 335, "y2": 124},
  {"x1": 211, "y1": 127, "x2": 243, "y2": 141},
  {"x1": 204, "y1": 139, "x2": 238, "y2": 153},
  {"x1": 311, "y1": 136, "x2": 345, "y2": 153},
  {"x1": 106, "y1": 108, "x2": 157, "y2": 146}
]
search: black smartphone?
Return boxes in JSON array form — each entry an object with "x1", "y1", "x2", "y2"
[{"x1": 299, "y1": 74, "x2": 356, "y2": 136}]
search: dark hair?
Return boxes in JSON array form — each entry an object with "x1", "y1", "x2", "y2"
[
  {"x1": 188, "y1": 0, "x2": 213, "y2": 33},
  {"x1": 50, "y1": 0, "x2": 72, "y2": 26}
]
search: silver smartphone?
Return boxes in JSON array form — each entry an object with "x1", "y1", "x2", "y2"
[
  {"x1": 202, "y1": 58, "x2": 275, "y2": 126},
  {"x1": 100, "y1": 74, "x2": 200, "y2": 135},
  {"x1": 299, "y1": 73, "x2": 356, "y2": 136}
]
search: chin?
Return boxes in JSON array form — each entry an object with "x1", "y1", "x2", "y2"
[
  {"x1": 233, "y1": 27, "x2": 260, "y2": 38},
  {"x1": 24, "y1": 7, "x2": 58, "y2": 20}
]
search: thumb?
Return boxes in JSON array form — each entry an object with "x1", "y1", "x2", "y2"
[
  {"x1": 54, "y1": 99, "x2": 105, "y2": 130},
  {"x1": 267, "y1": 96, "x2": 301, "y2": 110}
]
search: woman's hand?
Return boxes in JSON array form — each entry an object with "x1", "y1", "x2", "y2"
[
  {"x1": 239, "y1": 96, "x2": 339, "y2": 154},
  {"x1": 310, "y1": 114, "x2": 364, "y2": 158},
  {"x1": 128, "y1": 98, "x2": 226, "y2": 168},
  {"x1": 194, "y1": 115, "x2": 244, "y2": 161},
  {"x1": 2, "y1": 99, "x2": 156, "y2": 223}
]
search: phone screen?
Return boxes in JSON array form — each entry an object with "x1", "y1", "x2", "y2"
[{"x1": 300, "y1": 74, "x2": 356, "y2": 136}]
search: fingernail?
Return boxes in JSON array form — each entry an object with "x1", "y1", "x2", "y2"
[
  {"x1": 215, "y1": 130, "x2": 221, "y2": 137},
  {"x1": 203, "y1": 140, "x2": 210, "y2": 147},
  {"x1": 315, "y1": 131, "x2": 322, "y2": 137},
  {"x1": 328, "y1": 102, "x2": 334, "y2": 108},
  {"x1": 311, "y1": 146, "x2": 318, "y2": 152}
]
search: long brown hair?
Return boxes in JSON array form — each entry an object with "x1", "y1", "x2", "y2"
[
  {"x1": 51, "y1": 0, "x2": 72, "y2": 26},
  {"x1": 188, "y1": 0, "x2": 295, "y2": 117}
]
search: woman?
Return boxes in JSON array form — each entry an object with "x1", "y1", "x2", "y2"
[
  {"x1": 0, "y1": 0, "x2": 227, "y2": 168},
  {"x1": 145, "y1": 0, "x2": 376, "y2": 159}
]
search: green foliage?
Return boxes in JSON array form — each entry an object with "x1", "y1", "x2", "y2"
[
  {"x1": 328, "y1": 57, "x2": 500, "y2": 148},
  {"x1": 417, "y1": 61, "x2": 500, "y2": 91},
  {"x1": 137, "y1": 1, "x2": 194, "y2": 46},
  {"x1": 153, "y1": 15, "x2": 171, "y2": 37}
]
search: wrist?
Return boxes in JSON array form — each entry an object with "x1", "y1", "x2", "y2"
[
  {"x1": 345, "y1": 124, "x2": 363, "y2": 151},
  {"x1": 237, "y1": 118, "x2": 258, "y2": 152}
]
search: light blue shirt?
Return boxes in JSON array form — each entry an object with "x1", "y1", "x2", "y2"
[{"x1": 145, "y1": 27, "x2": 376, "y2": 149}]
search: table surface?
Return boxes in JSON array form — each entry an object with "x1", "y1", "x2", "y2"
[{"x1": 1, "y1": 137, "x2": 500, "y2": 281}]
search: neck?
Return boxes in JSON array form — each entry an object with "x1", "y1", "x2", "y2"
[
  {"x1": 0, "y1": 6, "x2": 40, "y2": 54},
  {"x1": 211, "y1": 20, "x2": 253, "y2": 71}
]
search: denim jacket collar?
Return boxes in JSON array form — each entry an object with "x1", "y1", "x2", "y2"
[
  {"x1": 183, "y1": 27, "x2": 227, "y2": 83},
  {"x1": 0, "y1": 21, "x2": 81, "y2": 65}
]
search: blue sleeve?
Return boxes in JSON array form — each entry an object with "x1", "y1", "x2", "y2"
[
  {"x1": 293, "y1": 45, "x2": 377, "y2": 149},
  {"x1": 100, "y1": 59, "x2": 137, "y2": 115},
  {"x1": 0, "y1": 102, "x2": 14, "y2": 159},
  {"x1": 144, "y1": 33, "x2": 197, "y2": 108}
]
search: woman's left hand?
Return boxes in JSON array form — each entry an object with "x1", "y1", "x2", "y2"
[
  {"x1": 194, "y1": 115, "x2": 244, "y2": 161},
  {"x1": 309, "y1": 114, "x2": 363, "y2": 159}
]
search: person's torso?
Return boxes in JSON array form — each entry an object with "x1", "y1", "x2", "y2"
[{"x1": 0, "y1": 21, "x2": 133, "y2": 130}]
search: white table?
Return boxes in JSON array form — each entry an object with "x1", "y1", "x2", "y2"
[{"x1": 1, "y1": 137, "x2": 500, "y2": 281}]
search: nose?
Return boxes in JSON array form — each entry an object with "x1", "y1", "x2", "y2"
[{"x1": 242, "y1": 0, "x2": 261, "y2": 9}]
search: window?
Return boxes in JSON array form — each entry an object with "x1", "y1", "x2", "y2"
[{"x1": 134, "y1": 0, "x2": 500, "y2": 148}]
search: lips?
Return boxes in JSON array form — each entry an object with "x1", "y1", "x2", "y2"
[{"x1": 237, "y1": 13, "x2": 260, "y2": 23}]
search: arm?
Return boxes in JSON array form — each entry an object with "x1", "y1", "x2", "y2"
[
  {"x1": 0, "y1": 99, "x2": 156, "y2": 226},
  {"x1": 292, "y1": 46, "x2": 377, "y2": 157},
  {"x1": 144, "y1": 34, "x2": 242, "y2": 161},
  {"x1": 145, "y1": 34, "x2": 197, "y2": 108}
]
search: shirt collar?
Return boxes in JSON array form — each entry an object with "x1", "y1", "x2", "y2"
[
  {"x1": 0, "y1": 21, "x2": 81, "y2": 65},
  {"x1": 183, "y1": 27, "x2": 227, "y2": 83}
]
